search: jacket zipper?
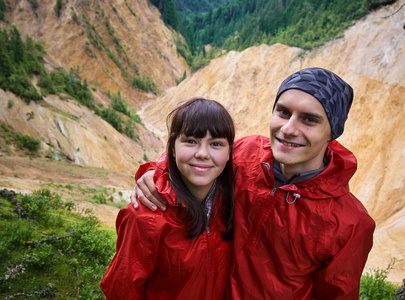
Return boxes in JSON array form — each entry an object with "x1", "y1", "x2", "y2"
[{"x1": 206, "y1": 225, "x2": 213, "y2": 271}]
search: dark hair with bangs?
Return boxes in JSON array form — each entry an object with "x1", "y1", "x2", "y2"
[{"x1": 166, "y1": 97, "x2": 234, "y2": 241}]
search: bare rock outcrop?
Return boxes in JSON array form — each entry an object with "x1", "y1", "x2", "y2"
[{"x1": 0, "y1": 90, "x2": 164, "y2": 174}]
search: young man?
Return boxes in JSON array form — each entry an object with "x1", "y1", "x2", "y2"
[{"x1": 132, "y1": 67, "x2": 375, "y2": 299}]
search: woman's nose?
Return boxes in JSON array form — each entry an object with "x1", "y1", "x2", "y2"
[{"x1": 195, "y1": 144, "x2": 210, "y2": 159}]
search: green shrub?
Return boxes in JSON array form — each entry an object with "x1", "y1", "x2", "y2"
[
  {"x1": 129, "y1": 109, "x2": 143, "y2": 125},
  {"x1": 0, "y1": 27, "x2": 45, "y2": 103},
  {"x1": 20, "y1": 189, "x2": 63, "y2": 222},
  {"x1": 28, "y1": 0, "x2": 38, "y2": 10},
  {"x1": 0, "y1": 0, "x2": 6, "y2": 21},
  {"x1": 359, "y1": 258, "x2": 402, "y2": 300},
  {"x1": 38, "y1": 71, "x2": 56, "y2": 95},
  {"x1": 14, "y1": 133, "x2": 41, "y2": 152},
  {"x1": 131, "y1": 73, "x2": 157, "y2": 93},
  {"x1": 124, "y1": 118, "x2": 136, "y2": 139},
  {"x1": 54, "y1": 0, "x2": 62, "y2": 17},
  {"x1": 1, "y1": 122, "x2": 8, "y2": 132},
  {"x1": 0, "y1": 220, "x2": 33, "y2": 251},
  {"x1": 110, "y1": 91, "x2": 128, "y2": 115},
  {"x1": 91, "y1": 192, "x2": 107, "y2": 204},
  {"x1": 176, "y1": 70, "x2": 187, "y2": 85},
  {"x1": 97, "y1": 106, "x2": 123, "y2": 133},
  {"x1": 42, "y1": 67, "x2": 94, "y2": 107},
  {"x1": 7, "y1": 74, "x2": 42, "y2": 102},
  {"x1": 0, "y1": 188, "x2": 115, "y2": 298}
]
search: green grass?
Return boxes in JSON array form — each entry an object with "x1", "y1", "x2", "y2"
[
  {"x1": 42, "y1": 182, "x2": 120, "y2": 205},
  {"x1": 39, "y1": 100, "x2": 79, "y2": 121},
  {"x1": 0, "y1": 188, "x2": 115, "y2": 299}
]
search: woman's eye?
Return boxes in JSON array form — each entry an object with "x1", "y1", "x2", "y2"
[
  {"x1": 185, "y1": 139, "x2": 196, "y2": 144},
  {"x1": 211, "y1": 142, "x2": 222, "y2": 147}
]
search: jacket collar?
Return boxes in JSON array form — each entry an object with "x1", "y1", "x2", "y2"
[{"x1": 264, "y1": 140, "x2": 357, "y2": 199}]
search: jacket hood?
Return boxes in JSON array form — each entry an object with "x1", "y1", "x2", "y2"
[
  {"x1": 153, "y1": 152, "x2": 185, "y2": 207},
  {"x1": 153, "y1": 152, "x2": 178, "y2": 207},
  {"x1": 267, "y1": 140, "x2": 357, "y2": 200}
]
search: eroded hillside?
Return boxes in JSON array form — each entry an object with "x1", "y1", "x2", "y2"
[
  {"x1": 5, "y1": 0, "x2": 189, "y2": 109},
  {"x1": 140, "y1": 1, "x2": 405, "y2": 282}
]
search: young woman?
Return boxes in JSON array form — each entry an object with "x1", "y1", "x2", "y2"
[{"x1": 100, "y1": 98, "x2": 235, "y2": 299}]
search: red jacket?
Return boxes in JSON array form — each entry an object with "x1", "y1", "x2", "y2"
[
  {"x1": 100, "y1": 153, "x2": 231, "y2": 300},
  {"x1": 228, "y1": 135, "x2": 375, "y2": 299}
]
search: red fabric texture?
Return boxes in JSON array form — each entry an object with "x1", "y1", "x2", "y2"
[
  {"x1": 100, "y1": 153, "x2": 231, "y2": 299},
  {"x1": 228, "y1": 135, "x2": 375, "y2": 299}
]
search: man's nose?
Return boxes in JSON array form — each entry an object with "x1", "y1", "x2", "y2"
[{"x1": 280, "y1": 117, "x2": 299, "y2": 136}]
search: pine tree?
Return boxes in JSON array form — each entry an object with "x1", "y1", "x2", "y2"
[
  {"x1": 0, "y1": 30, "x2": 13, "y2": 82},
  {"x1": 162, "y1": 0, "x2": 179, "y2": 29},
  {"x1": 0, "y1": 0, "x2": 6, "y2": 21},
  {"x1": 10, "y1": 26, "x2": 25, "y2": 64}
]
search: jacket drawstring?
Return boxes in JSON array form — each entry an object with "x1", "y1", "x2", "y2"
[
  {"x1": 262, "y1": 162, "x2": 271, "y2": 176},
  {"x1": 286, "y1": 192, "x2": 301, "y2": 204}
]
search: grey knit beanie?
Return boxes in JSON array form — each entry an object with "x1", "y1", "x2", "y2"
[{"x1": 274, "y1": 67, "x2": 354, "y2": 140}]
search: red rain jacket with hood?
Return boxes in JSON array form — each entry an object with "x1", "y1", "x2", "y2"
[
  {"x1": 228, "y1": 135, "x2": 375, "y2": 299},
  {"x1": 100, "y1": 153, "x2": 232, "y2": 300}
]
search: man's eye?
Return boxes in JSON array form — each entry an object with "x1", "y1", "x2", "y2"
[
  {"x1": 278, "y1": 109, "x2": 290, "y2": 117},
  {"x1": 304, "y1": 117, "x2": 318, "y2": 124}
]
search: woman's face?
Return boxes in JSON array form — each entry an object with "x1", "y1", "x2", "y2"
[{"x1": 174, "y1": 131, "x2": 230, "y2": 201}]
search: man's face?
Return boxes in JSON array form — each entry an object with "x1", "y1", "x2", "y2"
[{"x1": 270, "y1": 89, "x2": 332, "y2": 177}]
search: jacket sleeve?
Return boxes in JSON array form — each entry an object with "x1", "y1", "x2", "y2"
[
  {"x1": 100, "y1": 206, "x2": 159, "y2": 299},
  {"x1": 313, "y1": 206, "x2": 375, "y2": 299},
  {"x1": 135, "y1": 161, "x2": 157, "y2": 182}
]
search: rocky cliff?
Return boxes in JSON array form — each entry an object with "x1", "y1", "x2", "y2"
[{"x1": 140, "y1": 1, "x2": 405, "y2": 282}]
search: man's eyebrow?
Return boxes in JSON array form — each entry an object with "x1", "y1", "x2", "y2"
[
  {"x1": 275, "y1": 103, "x2": 325, "y2": 121},
  {"x1": 274, "y1": 103, "x2": 289, "y2": 111},
  {"x1": 300, "y1": 112, "x2": 325, "y2": 121}
]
